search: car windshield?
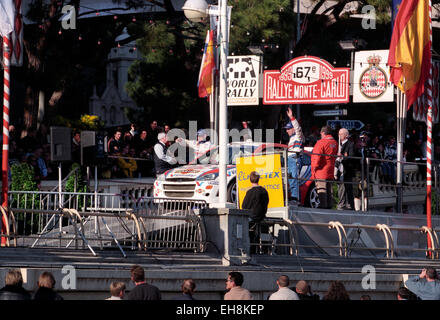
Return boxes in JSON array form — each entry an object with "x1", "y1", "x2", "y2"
[{"x1": 196, "y1": 145, "x2": 257, "y2": 165}]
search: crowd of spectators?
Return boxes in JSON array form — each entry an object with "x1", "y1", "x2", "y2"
[
  {"x1": 290, "y1": 118, "x2": 440, "y2": 211},
  {"x1": 103, "y1": 121, "x2": 165, "y2": 178},
  {"x1": 7, "y1": 125, "x2": 57, "y2": 189},
  {"x1": 3, "y1": 120, "x2": 169, "y2": 186},
  {"x1": 4, "y1": 115, "x2": 440, "y2": 187},
  {"x1": 0, "y1": 266, "x2": 438, "y2": 300}
]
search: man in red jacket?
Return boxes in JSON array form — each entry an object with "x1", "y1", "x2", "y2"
[{"x1": 311, "y1": 126, "x2": 338, "y2": 209}]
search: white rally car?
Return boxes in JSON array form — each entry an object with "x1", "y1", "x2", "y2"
[{"x1": 154, "y1": 142, "x2": 288, "y2": 204}]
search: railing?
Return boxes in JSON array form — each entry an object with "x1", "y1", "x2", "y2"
[
  {"x1": 3, "y1": 191, "x2": 208, "y2": 256},
  {"x1": 286, "y1": 149, "x2": 435, "y2": 212},
  {"x1": 249, "y1": 217, "x2": 440, "y2": 259}
]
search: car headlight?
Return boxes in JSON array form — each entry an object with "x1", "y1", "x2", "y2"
[
  {"x1": 156, "y1": 174, "x2": 166, "y2": 181},
  {"x1": 197, "y1": 173, "x2": 218, "y2": 181}
]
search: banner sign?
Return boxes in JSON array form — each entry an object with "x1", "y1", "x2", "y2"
[
  {"x1": 327, "y1": 120, "x2": 365, "y2": 131},
  {"x1": 353, "y1": 50, "x2": 394, "y2": 103},
  {"x1": 263, "y1": 56, "x2": 350, "y2": 104},
  {"x1": 227, "y1": 55, "x2": 260, "y2": 106},
  {"x1": 236, "y1": 153, "x2": 284, "y2": 209}
]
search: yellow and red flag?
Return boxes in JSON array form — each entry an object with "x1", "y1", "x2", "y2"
[
  {"x1": 198, "y1": 30, "x2": 215, "y2": 98},
  {"x1": 388, "y1": 0, "x2": 431, "y2": 109}
]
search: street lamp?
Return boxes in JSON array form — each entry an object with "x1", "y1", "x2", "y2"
[
  {"x1": 182, "y1": 0, "x2": 209, "y2": 22},
  {"x1": 183, "y1": 0, "x2": 230, "y2": 207}
]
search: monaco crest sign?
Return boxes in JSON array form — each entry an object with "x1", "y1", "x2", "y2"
[{"x1": 263, "y1": 56, "x2": 350, "y2": 104}]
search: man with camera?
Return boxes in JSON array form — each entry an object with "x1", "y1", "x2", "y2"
[{"x1": 405, "y1": 267, "x2": 440, "y2": 300}]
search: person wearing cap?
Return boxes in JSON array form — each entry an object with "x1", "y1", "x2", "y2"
[
  {"x1": 153, "y1": 132, "x2": 177, "y2": 177},
  {"x1": 285, "y1": 108, "x2": 305, "y2": 202},
  {"x1": 177, "y1": 129, "x2": 213, "y2": 162}
]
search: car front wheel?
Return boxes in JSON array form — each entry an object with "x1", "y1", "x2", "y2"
[
  {"x1": 305, "y1": 183, "x2": 320, "y2": 208},
  {"x1": 227, "y1": 180, "x2": 237, "y2": 204}
]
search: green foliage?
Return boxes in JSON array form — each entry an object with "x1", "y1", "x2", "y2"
[
  {"x1": 53, "y1": 114, "x2": 104, "y2": 132},
  {"x1": 365, "y1": 0, "x2": 392, "y2": 24},
  {"x1": 126, "y1": 0, "x2": 296, "y2": 126},
  {"x1": 126, "y1": 19, "x2": 206, "y2": 126},
  {"x1": 10, "y1": 163, "x2": 38, "y2": 195},
  {"x1": 229, "y1": 0, "x2": 294, "y2": 59},
  {"x1": 10, "y1": 163, "x2": 39, "y2": 234},
  {"x1": 65, "y1": 163, "x2": 87, "y2": 194},
  {"x1": 10, "y1": 162, "x2": 38, "y2": 209},
  {"x1": 65, "y1": 163, "x2": 89, "y2": 210}
]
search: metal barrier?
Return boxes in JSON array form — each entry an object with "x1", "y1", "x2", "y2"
[
  {"x1": 249, "y1": 217, "x2": 297, "y2": 255},
  {"x1": 286, "y1": 149, "x2": 433, "y2": 212},
  {"x1": 3, "y1": 191, "x2": 208, "y2": 256},
  {"x1": 255, "y1": 218, "x2": 440, "y2": 259}
]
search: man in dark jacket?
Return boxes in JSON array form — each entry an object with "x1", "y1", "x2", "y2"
[
  {"x1": 173, "y1": 279, "x2": 197, "y2": 300},
  {"x1": 293, "y1": 280, "x2": 320, "y2": 300},
  {"x1": 0, "y1": 269, "x2": 31, "y2": 300},
  {"x1": 335, "y1": 128, "x2": 356, "y2": 210},
  {"x1": 242, "y1": 171, "x2": 269, "y2": 252},
  {"x1": 242, "y1": 171, "x2": 269, "y2": 223},
  {"x1": 125, "y1": 265, "x2": 161, "y2": 300},
  {"x1": 33, "y1": 272, "x2": 63, "y2": 300}
]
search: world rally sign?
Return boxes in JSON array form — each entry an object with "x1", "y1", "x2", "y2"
[
  {"x1": 327, "y1": 120, "x2": 365, "y2": 131},
  {"x1": 263, "y1": 56, "x2": 350, "y2": 104}
]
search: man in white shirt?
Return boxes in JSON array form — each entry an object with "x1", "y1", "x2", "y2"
[
  {"x1": 269, "y1": 275, "x2": 299, "y2": 300},
  {"x1": 177, "y1": 129, "x2": 213, "y2": 162},
  {"x1": 285, "y1": 108, "x2": 305, "y2": 202}
]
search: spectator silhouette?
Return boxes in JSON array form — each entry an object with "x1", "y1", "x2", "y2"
[
  {"x1": 0, "y1": 269, "x2": 31, "y2": 300},
  {"x1": 335, "y1": 128, "x2": 356, "y2": 210},
  {"x1": 108, "y1": 128, "x2": 123, "y2": 155},
  {"x1": 224, "y1": 272, "x2": 253, "y2": 300},
  {"x1": 125, "y1": 265, "x2": 161, "y2": 300},
  {"x1": 293, "y1": 280, "x2": 320, "y2": 300},
  {"x1": 173, "y1": 279, "x2": 197, "y2": 300},
  {"x1": 311, "y1": 126, "x2": 338, "y2": 209},
  {"x1": 405, "y1": 267, "x2": 440, "y2": 300},
  {"x1": 33, "y1": 272, "x2": 63, "y2": 300},
  {"x1": 106, "y1": 281, "x2": 126, "y2": 300},
  {"x1": 116, "y1": 144, "x2": 137, "y2": 178},
  {"x1": 323, "y1": 281, "x2": 350, "y2": 300},
  {"x1": 397, "y1": 287, "x2": 418, "y2": 300},
  {"x1": 268, "y1": 275, "x2": 299, "y2": 300}
]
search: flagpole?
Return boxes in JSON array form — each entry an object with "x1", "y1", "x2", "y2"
[
  {"x1": 2, "y1": 35, "x2": 11, "y2": 245},
  {"x1": 396, "y1": 87, "x2": 405, "y2": 214},
  {"x1": 426, "y1": 0, "x2": 434, "y2": 257}
]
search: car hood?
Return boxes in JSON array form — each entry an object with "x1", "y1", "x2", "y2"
[{"x1": 164, "y1": 164, "x2": 234, "y2": 180}]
